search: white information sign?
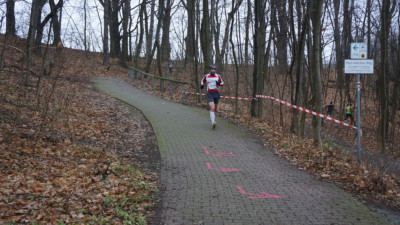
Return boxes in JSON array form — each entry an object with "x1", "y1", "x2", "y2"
[
  {"x1": 351, "y1": 43, "x2": 367, "y2": 59},
  {"x1": 344, "y1": 59, "x2": 374, "y2": 74}
]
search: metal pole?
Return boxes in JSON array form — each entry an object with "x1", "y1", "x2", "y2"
[
  {"x1": 133, "y1": 70, "x2": 136, "y2": 85},
  {"x1": 182, "y1": 84, "x2": 185, "y2": 104},
  {"x1": 153, "y1": 77, "x2": 156, "y2": 95},
  {"x1": 161, "y1": 80, "x2": 164, "y2": 98},
  {"x1": 170, "y1": 82, "x2": 173, "y2": 99},
  {"x1": 141, "y1": 73, "x2": 143, "y2": 88},
  {"x1": 357, "y1": 74, "x2": 362, "y2": 164},
  {"x1": 146, "y1": 75, "x2": 149, "y2": 91}
]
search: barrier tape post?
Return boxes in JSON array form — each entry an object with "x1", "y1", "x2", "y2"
[
  {"x1": 182, "y1": 84, "x2": 185, "y2": 104},
  {"x1": 170, "y1": 81, "x2": 173, "y2": 99},
  {"x1": 161, "y1": 80, "x2": 164, "y2": 98},
  {"x1": 356, "y1": 74, "x2": 362, "y2": 163},
  {"x1": 153, "y1": 77, "x2": 156, "y2": 95},
  {"x1": 146, "y1": 74, "x2": 149, "y2": 91}
]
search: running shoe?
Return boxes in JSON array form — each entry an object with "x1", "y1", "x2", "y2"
[{"x1": 212, "y1": 122, "x2": 217, "y2": 129}]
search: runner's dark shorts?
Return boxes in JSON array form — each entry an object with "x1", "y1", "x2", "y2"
[{"x1": 207, "y1": 92, "x2": 220, "y2": 104}]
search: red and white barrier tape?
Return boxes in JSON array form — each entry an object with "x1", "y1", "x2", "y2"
[
  {"x1": 221, "y1": 95, "x2": 254, "y2": 100},
  {"x1": 184, "y1": 91, "x2": 206, "y2": 96},
  {"x1": 183, "y1": 91, "x2": 254, "y2": 101},
  {"x1": 256, "y1": 95, "x2": 359, "y2": 130},
  {"x1": 182, "y1": 91, "x2": 358, "y2": 130}
]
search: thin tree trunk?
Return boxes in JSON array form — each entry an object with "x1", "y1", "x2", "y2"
[
  {"x1": 102, "y1": 0, "x2": 110, "y2": 66},
  {"x1": 26, "y1": 0, "x2": 47, "y2": 86},
  {"x1": 244, "y1": 0, "x2": 251, "y2": 66},
  {"x1": 229, "y1": 1, "x2": 239, "y2": 114},
  {"x1": 110, "y1": 0, "x2": 121, "y2": 58},
  {"x1": 84, "y1": 0, "x2": 88, "y2": 56},
  {"x1": 161, "y1": 0, "x2": 172, "y2": 63},
  {"x1": 333, "y1": 0, "x2": 345, "y2": 119},
  {"x1": 184, "y1": 0, "x2": 196, "y2": 67},
  {"x1": 144, "y1": 0, "x2": 156, "y2": 73},
  {"x1": 215, "y1": 0, "x2": 243, "y2": 73},
  {"x1": 6, "y1": 0, "x2": 16, "y2": 36},
  {"x1": 135, "y1": 0, "x2": 146, "y2": 69},
  {"x1": 343, "y1": 0, "x2": 353, "y2": 104},
  {"x1": 200, "y1": 0, "x2": 211, "y2": 74},
  {"x1": 378, "y1": 0, "x2": 390, "y2": 153},
  {"x1": 291, "y1": 1, "x2": 308, "y2": 135},
  {"x1": 250, "y1": 1, "x2": 266, "y2": 118},
  {"x1": 49, "y1": 0, "x2": 63, "y2": 46},
  {"x1": 120, "y1": 0, "x2": 130, "y2": 67},
  {"x1": 311, "y1": 0, "x2": 323, "y2": 145},
  {"x1": 276, "y1": 0, "x2": 288, "y2": 74}
]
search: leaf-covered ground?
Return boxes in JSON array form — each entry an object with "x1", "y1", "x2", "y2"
[{"x1": 0, "y1": 37, "x2": 161, "y2": 224}]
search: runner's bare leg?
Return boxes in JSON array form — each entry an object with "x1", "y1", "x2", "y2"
[{"x1": 209, "y1": 102, "x2": 216, "y2": 125}]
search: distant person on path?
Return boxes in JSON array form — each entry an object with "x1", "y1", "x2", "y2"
[
  {"x1": 200, "y1": 65, "x2": 224, "y2": 129},
  {"x1": 325, "y1": 102, "x2": 334, "y2": 116},
  {"x1": 345, "y1": 103, "x2": 355, "y2": 125},
  {"x1": 168, "y1": 61, "x2": 174, "y2": 74}
]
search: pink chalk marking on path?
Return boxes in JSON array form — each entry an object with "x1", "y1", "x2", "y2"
[
  {"x1": 206, "y1": 163, "x2": 240, "y2": 172},
  {"x1": 236, "y1": 186, "x2": 283, "y2": 199},
  {"x1": 203, "y1": 146, "x2": 236, "y2": 157}
]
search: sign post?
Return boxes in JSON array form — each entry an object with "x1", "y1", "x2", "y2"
[{"x1": 345, "y1": 43, "x2": 373, "y2": 164}]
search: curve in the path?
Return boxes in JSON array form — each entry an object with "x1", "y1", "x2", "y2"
[{"x1": 93, "y1": 77, "x2": 389, "y2": 225}]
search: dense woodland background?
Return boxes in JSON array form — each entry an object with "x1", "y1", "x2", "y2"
[
  {"x1": 0, "y1": 0, "x2": 400, "y2": 223},
  {"x1": 3, "y1": 0, "x2": 399, "y2": 153}
]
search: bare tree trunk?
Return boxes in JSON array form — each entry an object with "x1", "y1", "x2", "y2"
[
  {"x1": 49, "y1": 0, "x2": 63, "y2": 46},
  {"x1": 34, "y1": 0, "x2": 63, "y2": 51},
  {"x1": 215, "y1": 0, "x2": 243, "y2": 73},
  {"x1": 210, "y1": 0, "x2": 216, "y2": 62},
  {"x1": 128, "y1": 6, "x2": 133, "y2": 62},
  {"x1": 389, "y1": 32, "x2": 400, "y2": 153},
  {"x1": 276, "y1": 0, "x2": 288, "y2": 74},
  {"x1": 160, "y1": 0, "x2": 172, "y2": 63},
  {"x1": 343, "y1": 0, "x2": 354, "y2": 104},
  {"x1": 110, "y1": 0, "x2": 121, "y2": 58},
  {"x1": 28, "y1": 0, "x2": 47, "y2": 52},
  {"x1": 102, "y1": 0, "x2": 110, "y2": 66},
  {"x1": 184, "y1": 0, "x2": 196, "y2": 67},
  {"x1": 229, "y1": 6, "x2": 239, "y2": 114},
  {"x1": 0, "y1": 34, "x2": 8, "y2": 79},
  {"x1": 244, "y1": 0, "x2": 251, "y2": 65},
  {"x1": 250, "y1": 1, "x2": 266, "y2": 118},
  {"x1": 135, "y1": 0, "x2": 146, "y2": 69},
  {"x1": 144, "y1": 0, "x2": 156, "y2": 73},
  {"x1": 120, "y1": 0, "x2": 130, "y2": 67},
  {"x1": 310, "y1": 0, "x2": 323, "y2": 145},
  {"x1": 26, "y1": 0, "x2": 47, "y2": 86},
  {"x1": 6, "y1": 0, "x2": 16, "y2": 36},
  {"x1": 290, "y1": 0, "x2": 308, "y2": 135},
  {"x1": 152, "y1": 0, "x2": 164, "y2": 76},
  {"x1": 365, "y1": 0, "x2": 372, "y2": 86},
  {"x1": 378, "y1": 0, "x2": 391, "y2": 153},
  {"x1": 84, "y1": 0, "x2": 88, "y2": 56},
  {"x1": 200, "y1": 0, "x2": 212, "y2": 74},
  {"x1": 333, "y1": 0, "x2": 345, "y2": 118}
]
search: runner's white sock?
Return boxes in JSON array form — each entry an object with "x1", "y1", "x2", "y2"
[{"x1": 210, "y1": 111, "x2": 215, "y2": 124}]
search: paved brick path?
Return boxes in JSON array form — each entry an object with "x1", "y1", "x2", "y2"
[{"x1": 93, "y1": 77, "x2": 389, "y2": 225}]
